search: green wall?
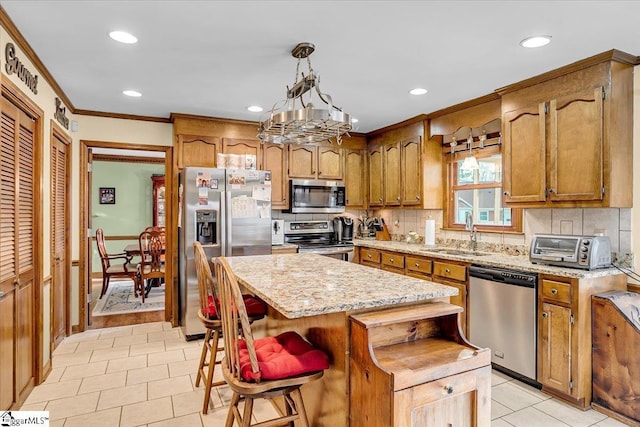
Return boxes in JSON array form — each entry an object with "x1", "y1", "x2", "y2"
[{"x1": 91, "y1": 161, "x2": 165, "y2": 272}]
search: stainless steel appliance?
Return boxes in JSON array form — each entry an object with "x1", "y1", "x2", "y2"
[
  {"x1": 284, "y1": 220, "x2": 353, "y2": 260},
  {"x1": 530, "y1": 234, "x2": 612, "y2": 270},
  {"x1": 469, "y1": 265, "x2": 540, "y2": 386},
  {"x1": 332, "y1": 216, "x2": 354, "y2": 243},
  {"x1": 288, "y1": 179, "x2": 346, "y2": 214},
  {"x1": 179, "y1": 167, "x2": 272, "y2": 339},
  {"x1": 271, "y1": 219, "x2": 284, "y2": 245}
]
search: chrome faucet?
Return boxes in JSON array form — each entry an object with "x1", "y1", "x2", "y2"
[{"x1": 465, "y1": 212, "x2": 478, "y2": 252}]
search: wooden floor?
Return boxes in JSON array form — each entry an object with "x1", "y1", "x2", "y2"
[{"x1": 89, "y1": 278, "x2": 164, "y2": 330}]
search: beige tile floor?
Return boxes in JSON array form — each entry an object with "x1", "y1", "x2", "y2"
[{"x1": 20, "y1": 321, "x2": 630, "y2": 427}]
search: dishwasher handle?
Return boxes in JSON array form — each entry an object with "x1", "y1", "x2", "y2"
[{"x1": 470, "y1": 265, "x2": 537, "y2": 288}]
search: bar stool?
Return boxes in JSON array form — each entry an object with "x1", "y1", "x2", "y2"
[
  {"x1": 193, "y1": 243, "x2": 267, "y2": 414},
  {"x1": 213, "y1": 256, "x2": 330, "y2": 427}
]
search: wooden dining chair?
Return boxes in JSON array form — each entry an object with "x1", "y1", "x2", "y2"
[
  {"x1": 95, "y1": 228, "x2": 138, "y2": 298},
  {"x1": 194, "y1": 243, "x2": 268, "y2": 414},
  {"x1": 213, "y1": 257, "x2": 329, "y2": 427},
  {"x1": 136, "y1": 228, "x2": 165, "y2": 303}
]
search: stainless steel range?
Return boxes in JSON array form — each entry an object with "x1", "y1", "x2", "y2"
[{"x1": 284, "y1": 220, "x2": 354, "y2": 260}]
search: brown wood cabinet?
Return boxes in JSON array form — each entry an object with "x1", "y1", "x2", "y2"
[
  {"x1": 262, "y1": 143, "x2": 288, "y2": 209},
  {"x1": 176, "y1": 134, "x2": 221, "y2": 168},
  {"x1": 432, "y1": 260, "x2": 468, "y2": 336},
  {"x1": 366, "y1": 119, "x2": 442, "y2": 209},
  {"x1": 500, "y1": 55, "x2": 633, "y2": 208},
  {"x1": 350, "y1": 303, "x2": 491, "y2": 426},
  {"x1": 222, "y1": 138, "x2": 262, "y2": 169},
  {"x1": 151, "y1": 175, "x2": 165, "y2": 227},
  {"x1": 288, "y1": 145, "x2": 343, "y2": 180},
  {"x1": 368, "y1": 145, "x2": 384, "y2": 207},
  {"x1": 344, "y1": 149, "x2": 367, "y2": 208},
  {"x1": 537, "y1": 273, "x2": 626, "y2": 408}
]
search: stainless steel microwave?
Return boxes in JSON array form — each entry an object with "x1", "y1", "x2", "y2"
[{"x1": 288, "y1": 179, "x2": 346, "y2": 214}]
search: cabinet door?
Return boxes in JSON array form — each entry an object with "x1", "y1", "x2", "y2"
[
  {"x1": 288, "y1": 145, "x2": 317, "y2": 178},
  {"x1": 262, "y1": 143, "x2": 288, "y2": 209},
  {"x1": 383, "y1": 142, "x2": 401, "y2": 206},
  {"x1": 549, "y1": 87, "x2": 603, "y2": 202},
  {"x1": 344, "y1": 149, "x2": 366, "y2": 208},
  {"x1": 435, "y1": 278, "x2": 467, "y2": 337},
  {"x1": 368, "y1": 146, "x2": 384, "y2": 207},
  {"x1": 0, "y1": 291, "x2": 15, "y2": 410},
  {"x1": 317, "y1": 146, "x2": 342, "y2": 179},
  {"x1": 539, "y1": 302, "x2": 572, "y2": 395},
  {"x1": 401, "y1": 137, "x2": 422, "y2": 205},
  {"x1": 503, "y1": 103, "x2": 547, "y2": 203},
  {"x1": 177, "y1": 134, "x2": 220, "y2": 168},
  {"x1": 152, "y1": 176, "x2": 165, "y2": 227},
  {"x1": 222, "y1": 138, "x2": 262, "y2": 169}
]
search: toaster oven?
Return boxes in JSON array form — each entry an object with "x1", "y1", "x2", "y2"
[{"x1": 530, "y1": 234, "x2": 612, "y2": 270}]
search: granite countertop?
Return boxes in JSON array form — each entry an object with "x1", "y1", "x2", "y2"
[
  {"x1": 226, "y1": 253, "x2": 458, "y2": 319},
  {"x1": 353, "y1": 239, "x2": 624, "y2": 279}
]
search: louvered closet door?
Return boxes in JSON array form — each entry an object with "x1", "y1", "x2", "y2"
[
  {"x1": 0, "y1": 96, "x2": 36, "y2": 409},
  {"x1": 51, "y1": 134, "x2": 69, "y2": 348}
]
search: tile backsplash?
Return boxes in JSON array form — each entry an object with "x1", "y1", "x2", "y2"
[{"x1": 353, "y1": 207, "x2": 632, "y2": 254}]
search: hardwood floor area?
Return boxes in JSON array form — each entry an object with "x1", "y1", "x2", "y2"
[{"x1": 89, "y1": 278, "x2": 164, "y2": 329}]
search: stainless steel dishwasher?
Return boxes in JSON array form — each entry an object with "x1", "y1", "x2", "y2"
[{"x1": 469, "y1": 265, "x2": 540, "y2": 386}]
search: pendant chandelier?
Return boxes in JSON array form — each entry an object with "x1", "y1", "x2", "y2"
[{"x1": 257, "y1": 42, "x2": 352, "y2": 145}]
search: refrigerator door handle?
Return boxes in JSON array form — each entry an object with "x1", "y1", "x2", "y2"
[
  {"x1": 225, "y1": 191, "x2": 233, "y2": 257},
  {"x1": 220, "y1": 190, "x2": 227, "y2": 256}
]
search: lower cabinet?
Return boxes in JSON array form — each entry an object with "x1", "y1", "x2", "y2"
[
  {"x1": 432, "y1": 261, "x2": 469, "y2": 336},
  {"x1": 537, "y1": 273, "x2": 626, "y2": 408},
  {"x1": 349, "y1": 303, "x2": 491, "y2": 427}
]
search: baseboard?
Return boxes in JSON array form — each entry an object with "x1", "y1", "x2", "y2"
[{"x1": 591, "y1": 402, "x2": 640, "y2": 426}]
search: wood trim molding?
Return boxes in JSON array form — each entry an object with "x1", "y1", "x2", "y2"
[
  {"x1": 496, "y1": 49, "x2": 638, "y2": 95},
  {"x1": 92, "y1": 154, "x2": 164, "y2": 164},
  {"x1": 366, "y1": 114, "x2": 428, "y2": 137},
  {"x1": 75, "y1": 109, "x2": 170, "y2": 123},
  {"x1": 170, "y1": 112, "x2": 258, "y2": 126},
  {"x1": 427, "y1": 93, "x2": 500, "y2": 120},
  {"x1": 0, "y1": 7, "x2": 75, "y2": 110},
  {"x1": 81, "y1": 139, "x2": 170, "y2": 152}
]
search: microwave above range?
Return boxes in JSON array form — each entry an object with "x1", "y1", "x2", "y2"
[
  {"x1": 288, "y1": 179, "x2": 346, "y2": 214},
  {"x1": 530, "y1": 234, "x2": 612, "y2": 270}
]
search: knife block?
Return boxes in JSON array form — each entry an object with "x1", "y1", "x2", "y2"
[{"x1": 375, "y1": 224, "x2": 391, "y2": 241}]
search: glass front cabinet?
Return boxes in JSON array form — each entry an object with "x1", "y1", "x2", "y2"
[{"x1": 152, "y1": 174, "x2": 166, "y2": 227}]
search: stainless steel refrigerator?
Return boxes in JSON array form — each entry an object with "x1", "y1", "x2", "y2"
[{"x1": 178, "y1": 167, "x2": 272, "y2": 339}]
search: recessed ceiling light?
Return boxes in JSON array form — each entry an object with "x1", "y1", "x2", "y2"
[
  {"x1": 247, "y1": 106, "x2": 263, "y2": 112},
  {"x1": 409, "y1": 88, "x2": 428, "y2": 96},
  {"x1": 122, "y1": 90, "x2": 142, "y2": 97},
  {"x1": 109, "y1": 31, "x2": 138, "y2": 44},
  {"x1": 520, "y1": 35, "x2": 551, "y2": 48}
]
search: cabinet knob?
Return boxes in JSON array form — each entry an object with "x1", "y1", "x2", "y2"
[
  {"x1": 503, "y1": 191, "x2": 510, "y2": 196},
  {"x1": 542, "y1": 312, "x2": 548, "y2": 318},
  {"x1": 416, "y1": 195, "x2": 420, "y2": 200},
  {"x1": 13, "y1": 279, "x2": 19, "y2": 286},
  {"x1": 548, "y1": 188, "x2": 555, "y2": 194},
  {"x1": 445, "y1": 268, "x2": 451, "y2": 273},
  {"x1": 389, "y1": 258, "x2": 394, "y2": 263},
  {"x1": 379, "y1": 198, "x2": 383, "y2": 202},
  {"x1": 415, "y1": 263, "x2": 420, "y2": 267},
  {"x1": 312, "y1": 170, "x2": 316, "y2": 175},
  {"x1": 444, "y1": 385, "x2": 454, "y2": 395},
  {"x1": 551, "y1": 288, "x2": 558, "y2": 295},
  {"x1": 367, "y1": 254, "x2": 372, "y2": 259},
  {"x1": 397, "y1": 196, "x2": 400, "y2": 201}
]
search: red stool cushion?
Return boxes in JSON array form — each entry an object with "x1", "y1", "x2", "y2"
[
  {"x1": 238, "y1": 331, "x2": 330, "y2": 382},
  {"x1": 203, "y1": 295, "x2": 267, "y2": 319}
]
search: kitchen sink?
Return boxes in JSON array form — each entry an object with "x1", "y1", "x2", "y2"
[{"x1": 419, "y1": 248, "x2": 491, "y2": 257}]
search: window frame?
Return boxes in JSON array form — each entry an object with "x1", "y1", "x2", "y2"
[{"x1": 444, "y1": 144, "x2": 522, "y2": 233}]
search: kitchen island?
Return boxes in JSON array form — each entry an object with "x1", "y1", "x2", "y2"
[{"x1": 226, "y1": 253, "x2": 460, "y2": 427}]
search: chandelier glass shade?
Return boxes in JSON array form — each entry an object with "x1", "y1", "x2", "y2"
[{"x1": 257, "y1": 42, "x2": 352, "y2": 145}]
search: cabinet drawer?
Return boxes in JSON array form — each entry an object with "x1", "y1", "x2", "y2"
[
  {"x1": 541, "y1": 279, "x2": 571, "y2": 304},
  {"x1": 360, "y1": 248, "x2": 381, "y2": 264},
  {"x1": 433, "y1": 261, "x2": 467, "y2": 282},
  {"x1": 406, "y1": 256, "x2": 432, "y2": 275},
  {"x1": 382, "y1": 252, "x2": 405, "y2": 269}
]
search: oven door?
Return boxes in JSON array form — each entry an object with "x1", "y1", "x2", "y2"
[{"x1": 289, "y1": 179, "x2": 346, "y2": 214}]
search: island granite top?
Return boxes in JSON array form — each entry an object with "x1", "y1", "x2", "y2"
[{"x1": 225, "y1": 253, "x2": 458, "y2": 319}]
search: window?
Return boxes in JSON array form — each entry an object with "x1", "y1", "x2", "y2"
[{"x1": 445, "y1": 145, "x2": 521, "y2": 233}]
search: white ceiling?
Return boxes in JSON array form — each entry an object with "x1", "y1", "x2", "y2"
[{"x1": 3, "y1": 1, "x2": 640, "y2": 133}]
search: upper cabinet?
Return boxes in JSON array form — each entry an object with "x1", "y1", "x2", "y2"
[
  {"x1": 288, "y1": 145, "x2": 343, "y2": 180},
  {"x1": 500, "y1": 53, "x2": 634, "y2": 208},
  {"x1": 176, "y1": 134, "x2": 220, "y2": 168},
  {"x1": 262, "y1": 143, "x2": 288, "y2": 209},
  {"x1": 344, "y1": 148, "x2": 368, "y2": 209},
  {"x1": 222, "y1": 138, "x2": 262, "y2": 169},
  {"x1": 367, "y1": 119, "x2": 441, "y2": 209}
]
